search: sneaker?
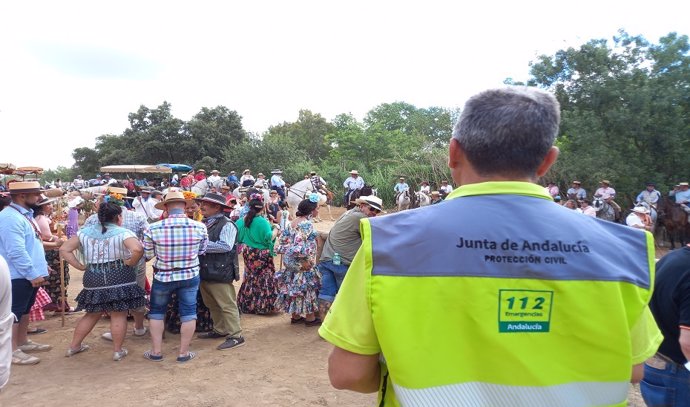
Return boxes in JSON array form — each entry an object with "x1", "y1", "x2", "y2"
[
  {"x1": 113, "y1": 348, "x2": 128, "y2": 361},
  {"x1": 101, "y1": 332, "x2": 113, "y2": 341},
  {"x1": 12, "y1": 350, "x2": 40, "y2": 365},
  {"x1": 133, "y1": 327, "x2": 148, "y2": 336},
  {"x1": 217, "y1": 336, "x2": 245, "y2": 351},
  {"x1": 18, "y1": 340, "x2": 52, "y2": 353}
]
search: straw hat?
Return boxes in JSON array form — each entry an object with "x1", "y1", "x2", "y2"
[
  {"x1": 197, "y1": 169, "x2": 206, "y2": 173},
  {"x1": 354, "y1": 195, "x2": 383, "y2": 211},
  {"x1": 8, "y1": 181, "x2": 42, "y2": 195},
  {"x1": 154, "y1": 191, "x2": 188, "y2": 210},
  {"x1": 349, "y1": 170, "x2": 359, "y2": 175},
  {"x1": 108, "y1": 186, "x2": 128, "y2": 195},
  {"x1": 572, "y1": 180, "x2": 581, "y2": 185},
  {"x1": 211, "y1": 170, "x2": 220, "y2": 174},
  {"x1": 679, "y1": 182, "x2": 689, "y2": 187},
  {"x1": 431, "y1": 191, "x2": 441, "y2": 196},
  {"x1": 68, "y1": 196, "x2": 84, "y2": 209}
]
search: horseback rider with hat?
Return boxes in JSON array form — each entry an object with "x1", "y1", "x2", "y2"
[
  {"x1": 566, "y1": 180, "x2": 586, "y2": 200},
  {"x1": 594, "y1": 180, "x2": 621, "y2": 219},
  {"x1": 394, "y1": 177, "x2": 409, "y2": 202},
  {"x1": 310, "y1": 171, "x2": 328, "y2": 196},
  {"x1": 270, "y1": 169, "x2": 286, "y2": 202},
  {"x1": 343, "y1": 170, "x2": 364, "y2": 206}
]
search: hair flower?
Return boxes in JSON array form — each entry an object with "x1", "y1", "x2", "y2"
[
  {"x1": 308, "y1": 192, "x2": 319, "y2": 203},
  {"x1": 250, "y1": 192, "x2": 264, "y2": 202}
]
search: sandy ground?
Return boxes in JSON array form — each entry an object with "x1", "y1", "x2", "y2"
[{"x1": 2, "y1": 206, "x2": 651, "y2": 406}]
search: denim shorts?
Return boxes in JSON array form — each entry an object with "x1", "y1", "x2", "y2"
[
  {"x1": 641, "y1": 356, "x2": 690, "y2": 406},
  {"x1": 11, "y1": 279, "x2": 39, "y2": 322},
  {"x1": 149, "y1": 275, "x2": 200, "y2": 323},
  {"x1": 317, "y1": 260, "x2": 349, "y2": 302}
]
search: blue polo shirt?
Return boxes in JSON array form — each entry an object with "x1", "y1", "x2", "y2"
[{"x1": 0, "y1": 203, "x2": 48, "y2": 281}]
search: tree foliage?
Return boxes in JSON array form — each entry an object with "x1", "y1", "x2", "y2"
[{"x1": 528, "y1": 31, "x2": 690, "y2": 205}]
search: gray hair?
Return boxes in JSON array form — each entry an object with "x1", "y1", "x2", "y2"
[{"x1": 452, "y1": 87, "x2": 560, "y2": 178}]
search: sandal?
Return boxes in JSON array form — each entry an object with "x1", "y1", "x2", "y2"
[
  {"x1": 12, "y1": 350, "x2": 40, "y2": 365},
  {"x1": 143, "y1": 350, "x2": 164, "y2": 362},
  {"x1": 290, "y1": 317, "x2": 305, "y2": 324},
  {"x1": 176, "y1": 351, "x2": 196, "y2": 363},
  {"x1": 19, "y1": 340, "x2": 52, "y2": 352},
  {"x1": 304, "y1": 317, "x2": 322, "y2": 327},
  {"x1": 113, "y1": 348, "x2": 128, "y2": 361},
  {"x1": 65, "y1": 343, "x2": 90, "y2": 357}
]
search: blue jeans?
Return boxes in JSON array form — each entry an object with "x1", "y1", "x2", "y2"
[
  {"x1": 149, "y1": 275, "x2": 200, "y2": 323},
  {"x1": 317, "y1": 260, "x2": 349, "y2": 302},
  {"x1": 641, "y1": 357, "x2": 690, "y2": 407}
]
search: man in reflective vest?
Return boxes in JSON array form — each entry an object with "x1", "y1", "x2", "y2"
[{"x1": 319, "y1": 87, "x2": 662, "y2": 407}]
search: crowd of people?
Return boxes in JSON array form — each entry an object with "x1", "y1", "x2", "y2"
[
  {"x1": 0, "y1": 164, "x2": 385, "y2": 371},
  {"x1": 1, "y1": 86, "x2": 689, "y2": 406}
]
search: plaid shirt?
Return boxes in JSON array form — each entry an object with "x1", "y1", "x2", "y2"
[{"x1": 143, "y1": 213, "x2": 208, "y2": 282}]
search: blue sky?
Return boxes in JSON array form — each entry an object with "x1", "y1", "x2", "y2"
[{"x1": 0, "y1": 0, "x2": 688, "y2": 169}]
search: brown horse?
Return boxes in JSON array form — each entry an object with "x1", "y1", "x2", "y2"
[{"x1": 658, "y1": 196, "x2": 689, "y2": 249}]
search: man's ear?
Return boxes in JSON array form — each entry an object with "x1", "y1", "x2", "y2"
[
  {"x1": 535, "y1": 146, "x2": 559, "y2": 177},
  {"x1": 448, "y1": 138, "x2": 463, "y2": 170}
]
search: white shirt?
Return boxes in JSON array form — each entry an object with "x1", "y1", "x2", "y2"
[
  {"x1": 0, "y1": 256, "x2": 11, "y2": 390},
  {"x1": 440, "y1": 184, "x2": 453, "y2": 194},
  {"x1": 625, "y1": 213, "x2": 646, "y2": 229},
  {"x1": 581, "y1": 206, "x2": 597, "y2": 217},
  {"x1": 594, "y1": 186, "x2": 616, "y2": 200},
  {"x1": 420, "y1": 185, "x2": 430, "y2": 194},
  {"x1": 207, "y1": 175, "x2": 221, "y2": 184},
  {"x1": 133, "y1": 196, "x2": 161, "y2": 220}
]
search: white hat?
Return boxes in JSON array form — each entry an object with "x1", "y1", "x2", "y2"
[
  {"x1": 68, "y1": 196, "x2": 84, "y2": 208},
  {"x1": 632, "y1": 206, "x2": 649, "y2": 214},
  {"x1": 349, "y1": 170, "x2": 359, "y2": 175},
  {"x1": 354, "y1": 195, "x2": 383, "y2": 211}
]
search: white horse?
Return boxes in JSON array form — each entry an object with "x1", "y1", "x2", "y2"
[
  {"x1": 396, "y1": 190, "x2": 411, "y2": 212},
  {"x1": 415, "y1": 191, "x2": 431, "y2": 207},
  {"x1": 285, "y1": 179, "x2": 333, "y2": 221}
]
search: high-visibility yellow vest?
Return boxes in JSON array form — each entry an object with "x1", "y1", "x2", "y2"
[{"x1": 321, "y1": 182, "x2": 660, "y2": 407}]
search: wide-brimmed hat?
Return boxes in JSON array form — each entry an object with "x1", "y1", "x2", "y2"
[
  {"x1": 271, "y1": 169, "x2": 282, "y2": 174},
  {"x1": 243, "y1": 169, "x2": 250, "y2": 174},
  {"x1": 572, "y1": 180, "x2": 581, "y2": 184},
  {"x1": 197, "y1": 169, "x2": 206, "y2": 173},
  {"x1": 399, "y1": 177, "x2": 405, "y2": 180},
  {"x1": 154, "y1": 191, "x2": 188, "y2": 210},
  {"x1": 36, "y1": 194, "x2": 57, "y2": 206},
  {"x1": 632, "y1": 206, "x2": 649, "y2": 214},
  {"x1": 108, "y1": 186, "x2": 128, "y2": 195},
  {"x1": 355, "y1": 195, "x2": 383, "y2": 212},
  {"x1": 257, "y1": 172, "x2": 265, "y2": 177},
  {"x1": 600, "y1": 180, "x2": 610, "y2": 184},
  {"x1": 195, "y1": 192, "x2": 232, "y2": 209},
  {"x1": 68, "y1": 196, "x2": 84, "y2": 209},
  {"x1": 309, "y1": 171, "x2": 316, "y2": 176},
  {"x1": 431, "y1": 191, "x2": 441, "y2": 196},
  {"x1": 679, "y1": 182, "x2": 689, "y2": 187},
  {"x1": 230, "y1": 170, "x2": 236, "y2": 174},
  {"x1": 9, "y1": 181, "x2": 42, "y2": 195},
  {"x1": 211, "y1": 170, "x2": 220, "y2": 174},
  {"x1": 139, "y1": 186, "x2": 153, "y2": 193},
  {"x1": 349, "y1": 170, "x2": 359, "y2": 175}
]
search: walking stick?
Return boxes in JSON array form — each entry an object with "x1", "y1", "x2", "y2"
[{"x1": 59, "y1": 254, "x2": 66, "y2": 327}]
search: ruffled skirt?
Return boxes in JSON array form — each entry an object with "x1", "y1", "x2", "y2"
[
  {"x1": 274, "y1": 262, "x2": 321, "y2": 316},
  {"x1": 75, "y1": 260, "x2": 147, "y2": 313}
]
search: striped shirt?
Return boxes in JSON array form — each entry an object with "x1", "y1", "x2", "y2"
[{"x1": 143, "y1": 213, "x2": 208, "y2": 282}]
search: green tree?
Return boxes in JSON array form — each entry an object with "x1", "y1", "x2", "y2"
[
  {"x1": 265, "y1": 109, "x2": 334, "y2": 163},
  {"x1": 526, "y1": 31, "x2": 690, "y2": 204}
]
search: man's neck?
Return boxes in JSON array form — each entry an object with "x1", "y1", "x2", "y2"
[{"x1": 11, "y1": 198, "x2": 30, "y2": 210}]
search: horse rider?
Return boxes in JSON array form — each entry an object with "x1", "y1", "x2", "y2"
[
  {"x1": 594, "y1": 179, "x2": 621, "y2": 218},
  {"x1": 439, "y1": 180, "x2": 453, "y2": 198},
  {"x1": 566, "y1": 180, "x2": 586, "y2": 200},
  {"x1": 430, "y1": 191, "x2": 443, "y2": 204},
  {"x1": 545, "y1": 181, "x2": 559, "y2": 199},
  {"x1": 343, "y1": 170, "x2": 364, "y2": 206},
  {"x1": 226, "y1": 171, "x2": 239, "y2": 189},
  {"x1": 636, "y1": 182, "x2": 660, "y2": 207},
  {"x1": 672, "y1": 182, "x2": 690, "y2": 220},
  {"x1": 194, "y1": 169, "x2": 207, "y2": 183},
  {"x1": 240, "y1": 169, "x2": 255, "y2": 187},
  {"x1": 73, "y1": 175, "x2": 85, "y2": 189},
  {"x1": 419, "y1": 181, "x2": 430, "y2": 195},
  {"x1": 270, "y1": 169, "x2": 286, "y2": 202},
  {"x1": 394, "y1": 177, "x2": 409, "y2": 202},
  {"x1": 254, "y1": 173, "x2": 268, "y2": 189},
  {"x1": 310, "y1": 171, "x2": 328, "y2": 195},
  {"x1": 207, "y1": 170, "x2": 222, "y2": 186}
]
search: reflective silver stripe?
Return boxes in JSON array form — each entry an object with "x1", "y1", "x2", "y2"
[{"x1": 393, "y1": 381, "x2": 629, "y2": 407}]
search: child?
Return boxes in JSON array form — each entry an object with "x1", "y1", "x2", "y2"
[{"x1": 276, "y1": 201, "x2": 291, "y2": 231}]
